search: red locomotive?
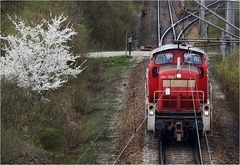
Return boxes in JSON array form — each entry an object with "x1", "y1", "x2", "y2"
[{"x1": 145, "y1": 43, "x2": 212, "y2": 141}]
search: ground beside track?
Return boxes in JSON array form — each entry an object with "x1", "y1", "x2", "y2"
[
  {"x1": 112, "y1": 58, "x2": 148, "y2": 164},
  {"x1": 207, "y1": 55, "x2": 239, "y2": 164}
]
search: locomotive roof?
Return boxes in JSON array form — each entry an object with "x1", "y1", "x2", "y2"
[{"x1": 150, "y1": 44, "x2": 207, "y2": 59}]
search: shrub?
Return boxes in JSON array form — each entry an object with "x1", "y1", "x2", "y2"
[
  {"x1": 39, "y1": 127, "x2": 64, "y2": 150},
  {"x1": 1, "y1": 129, "x2": 49, "y2": 164},
  {"x1": 216, "y1": 48, "x2": 239, "y2": 112}
]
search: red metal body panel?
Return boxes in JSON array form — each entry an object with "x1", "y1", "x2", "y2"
[{"x1": 147, "y1": 47, "x2": 208, "y2": 112}]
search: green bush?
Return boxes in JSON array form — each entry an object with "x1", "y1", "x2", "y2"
[{"x1": 39, "y1": 127, "x2": 64, "y2": 150}]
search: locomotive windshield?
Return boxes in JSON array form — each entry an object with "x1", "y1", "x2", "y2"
[
  {"x1": 183, "y1": 53, "x2": 202, "y2": 64},
  {"x1": 155, "y1": 52, "x2": 173, "y2": 64}
]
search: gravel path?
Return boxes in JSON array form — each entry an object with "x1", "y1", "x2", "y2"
[
  {"x1": 88, "y1": 51, "x2": 151, "y2": 58},
  {"x1": 112, "y1": 58, "x2": 148, "y2": 164}
]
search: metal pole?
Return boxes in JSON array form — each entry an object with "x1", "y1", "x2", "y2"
[
  {"x1": 128, "y1": 37, "x2": 132, "y2": 56},
  {"x1": 199, "y1": 0, "x2": 207, "y2": 39},
  {"x1": 225, "y1": 0, "x2": 235, "y2": 54},
  {"x1": 125, "y1": 31, "x2": 128, "y2": 55}
]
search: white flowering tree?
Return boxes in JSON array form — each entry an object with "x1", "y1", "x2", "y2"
[{"x1": 0, "y1": 14, "x2": 85, "y2": 93}]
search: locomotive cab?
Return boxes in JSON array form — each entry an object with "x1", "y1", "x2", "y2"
[{"x1": 145, "y1": 44, "x2": 212, "y2": 141}]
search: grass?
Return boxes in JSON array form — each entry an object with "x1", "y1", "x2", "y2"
[
  {"x1": 1, "y1": 55, "x2": 133, "y2": 164},
  {"x1": 100, "y1": 55, "x2": 133, "y2": 78},
  {"x1": 65, "y1": 56, "x2": 133, "y2": 164},
  {"x1": 209, "y1": 48, "x2": 239, "y2": 119}
]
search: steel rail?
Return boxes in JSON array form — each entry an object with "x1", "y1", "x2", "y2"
[
  {"x1": 187, "y1": 11, "x2": 240, "y2": 39},
  {"x1": 157, "y1": 0, "x2": 160, "y2": 46},
  {"x1": 167, "y1": 0, "x2": 176, "y2": 40},
  {"x1": 160, "y1": 0, "x2": 220, "y2": 46},
  {"x1": 159, "y1": 138, "x2": 164, "y2": 164},
  {"x1": 193, "y1": 0, "x2": 240, "y2": 32},
  {"x1": 177, "y1": 2, "x2": 224, "y2": 40}
]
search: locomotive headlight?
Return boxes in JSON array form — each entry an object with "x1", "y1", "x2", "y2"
[
  {"x1": 176, "y1": 73, "x2": 182, "y2": 78},
  {"x1": 148, "y1": 104, "x2": 155, "y2": 116},
  {"x1": 203, "y1": 104, "x2": 210, "y2": 116},
  {"x1": 149, "y1": 110, "x2": 154, "y2": 116},
  {"x1": 204, "y1": 110, "x2": 209, "y2": 116}
]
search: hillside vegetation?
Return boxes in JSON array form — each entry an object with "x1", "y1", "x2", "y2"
[
  {"x1": 1, "y1": 1, "x2": 138, "y2": 51},
  {"x1": 1, "y1": 56, "x2": 133, "y2": 163}
]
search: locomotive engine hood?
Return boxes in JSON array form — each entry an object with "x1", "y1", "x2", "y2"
[{"x1": 156, "y1": 64, "x2": 201, "y2": 112}]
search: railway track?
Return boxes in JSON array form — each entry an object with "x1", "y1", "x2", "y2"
[
  {"x1": 143, "y1": 131, "x2": 212, "y2": 164},
  {"x1": 158, "y1": 133, "x2": 212, "y2": 164}
]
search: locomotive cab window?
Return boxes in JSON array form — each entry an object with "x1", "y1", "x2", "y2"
[
  {"x1": 155, "y1": 52, "x2": 173, "y2": 64},
  {"x1": 183, "y1": 53, "x2": 202, "y2": 64}
]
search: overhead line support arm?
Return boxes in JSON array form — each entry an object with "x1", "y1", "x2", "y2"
[
  {"x1": 187, "y1": 11, "x2": 240, "y2": 39},
  {"x1": 193, "y1": 0, "x2": 240, "y2": 32}
]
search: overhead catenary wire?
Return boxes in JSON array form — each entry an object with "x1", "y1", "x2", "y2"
[
  {"x1": 193, "y1": 0, "x2": 240, "y2": 32},
  {"x1": 199, "y1": 1, "x2": 221, "y2": 38},
  {"x1": 189, "y1": 52, "x2": 212, "y2": 164},
  {"x1": 177, "y1": 2, "x2": 225, "y2": 40},
  {"x1": 170, "y1": 0, "x2": 185, "y2": 38},
  {"x1": 187, "y1": 11, "x2": 240, "y2": 39},
  {"x1": 160, "y1": 0, "x2": 221, "y2": 45},
  {"x1": 177, "y1": 39, "x2": 240, "y2": 43},
  {"x1": 186, "y1": 46, "x2": 214, "y2": 163},
  {"x1": 167, "y1": 0, "x2": 176, "y2": 40},
  {"x1": 179, "y1": 37, "x2": 240, "y2": 41},
  {"x1": 187, "y1": 52, "x2": 203, "y2": 164}
]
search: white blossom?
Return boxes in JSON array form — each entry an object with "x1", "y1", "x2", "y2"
[{"x1": 0, "y1": 14, "x2": 84, "y2": 92}]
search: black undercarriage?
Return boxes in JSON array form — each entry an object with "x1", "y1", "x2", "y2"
[{"x1": 155, "y1": 111, "x2": 203, "y2": 141}]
